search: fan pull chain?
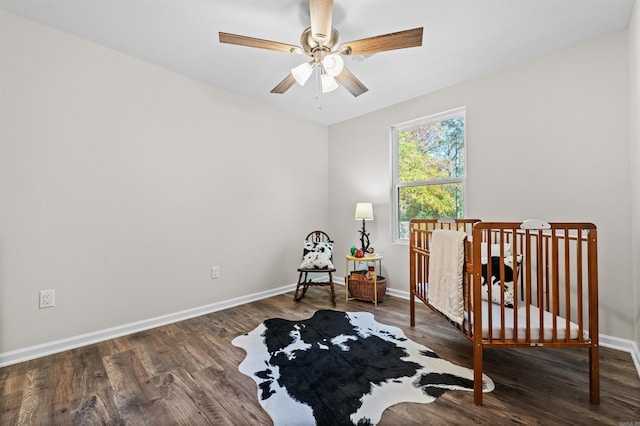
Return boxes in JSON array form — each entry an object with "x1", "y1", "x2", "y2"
[{"x1": 315, "y1": 66, "x2": 323, "y2": 110}]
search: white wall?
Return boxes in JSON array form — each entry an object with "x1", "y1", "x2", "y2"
[
  {"x1": 1, "y1": 7, "x2": 637, "y2": 358},
  {"x1": 629, "y1": 0, "x2": 640, "y2": 349},
  {"x1": 329, "y1": 30, "x2": 632, "y2": 339},
  {"x1": 0, "y1": 11, "x2": 329, "y2": 353}
]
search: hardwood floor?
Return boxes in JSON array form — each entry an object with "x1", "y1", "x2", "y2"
[{"x1": 2, "y1": 287, "x2": 639, "y2": 425}]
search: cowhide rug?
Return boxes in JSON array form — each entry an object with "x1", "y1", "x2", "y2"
[{"x1": 232, "y1": 309, "x2": 494, "y2": 426}]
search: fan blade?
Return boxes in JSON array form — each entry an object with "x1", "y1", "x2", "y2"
[
  {"x1": 335, "y1": 67, "x2": 368, "y2": 97},
  {"x1": 219, "y1": 32, "x2": 300, "y2": 53},
  {"x1": 271, "y1": 73, "x2": 298, "y2": 94},
  {"x1": 309, "y1": 0, "x2": 333, "y2": 44},
  {"x1": 341, "y1": 27, "x2": 423, "y2": 56}
]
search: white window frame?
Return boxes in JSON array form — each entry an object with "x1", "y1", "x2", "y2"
[{"x1": 391, "y1": 107, "x2": 467, "y2": 242}]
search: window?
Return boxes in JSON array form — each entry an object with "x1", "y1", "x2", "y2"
[{"x1": 391, "y1": 107, "x2": 466, "y2": 241}]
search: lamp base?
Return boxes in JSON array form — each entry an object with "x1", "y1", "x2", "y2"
[{"x1": 358, "y1": 219, "x2": 370, "y2": 253}]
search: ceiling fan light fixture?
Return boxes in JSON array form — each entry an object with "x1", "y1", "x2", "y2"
[
  {"x1": 292, "y1": 62, "x2": 313, "y2": 86},
  {"x1": 219, "y1": 0, "x2": 423, "y2": 97},
  {"x1": 321, "y1": 72, "x2": 339, "y2": 93},
  {"x1": 322, "y1": 54, "x2": 344, "y2": 77}
]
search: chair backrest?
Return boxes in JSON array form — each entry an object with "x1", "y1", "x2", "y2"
[{"x1": 305, "y1": 230, "x2": 332, "y2": 243}]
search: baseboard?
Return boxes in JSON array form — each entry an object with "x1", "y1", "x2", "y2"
[
  {"x1": 599, "y1": 334, "x2": 640, "y2": 378},
  {"x1": 0, "y1": 283, "x2": 296, "y2": 368},
  {"x1": 3, "y1": 282, "x2": 640, "y2": 380},
  {"x1": 384, "y1": 287, "x2": 410, "y2": 300}
]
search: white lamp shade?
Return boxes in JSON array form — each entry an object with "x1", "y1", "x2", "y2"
[
  {"x1": 292, "y1": 62, "x2": 313, "y2": 86},
  {"x1": 322, "y1": 54, "x2": 344, "y2": 77},
  {"x1": 354, "y1": 202, "x2": 374, "y2": 220},
  {"x1": 321, "y1": 72, "x2": 339, "y2": 93}
]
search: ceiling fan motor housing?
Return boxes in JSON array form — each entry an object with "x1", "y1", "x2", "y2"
[{"x1": 301, "y1": 27, "x2": 341, "y2": 54}]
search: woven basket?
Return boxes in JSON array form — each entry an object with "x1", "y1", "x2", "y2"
[{"x1": 348, "y1": 272, "x2": 387, "y2": 303}]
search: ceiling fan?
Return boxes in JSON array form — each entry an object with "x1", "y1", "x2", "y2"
[{"x1": 218, "y1": 0, "x2": 423, "y2": 97}]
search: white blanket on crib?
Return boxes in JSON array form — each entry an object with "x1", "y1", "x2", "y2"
[{"x1": 428, "y1": 229, "x2": 466, "y2": 325}]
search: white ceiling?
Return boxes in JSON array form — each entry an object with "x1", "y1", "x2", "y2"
[{"x1": 0, "y1": 0, "x2": 635, "y2": 125}]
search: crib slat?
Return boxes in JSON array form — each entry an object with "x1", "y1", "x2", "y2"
[
  {"x1": 524, "y1": 231, "x2": 532, "y2": 343},
  {"x1": 544, "y1": 234, "x2": 550, "y2": 312},
  {"x1": 538, "y1": 229, "x2": 547, "y2": 343},
  {"x1": 511, "y1": 233, "x2": 520, "y2": 340},
  {"x1": 563, "y1": 228, "x2": 571, "y2": 343},
  {"x1": 549, "y1": 231, "x2": 558, "y2": 342},
  {"x1": 576, "y1": 228, "x2": 584, "y2": 342}
]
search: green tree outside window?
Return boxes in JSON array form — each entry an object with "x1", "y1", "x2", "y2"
[{"x1": 393, "y1": 109, "x2": 465, "y2": 239}]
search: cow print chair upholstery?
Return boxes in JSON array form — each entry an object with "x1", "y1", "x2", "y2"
[{"x1": 293, "y1": 231, "x2": 336, "y2": 305}]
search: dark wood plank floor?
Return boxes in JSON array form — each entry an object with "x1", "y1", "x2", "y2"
[{"x1": 2, "y1": 287, "x2": 639, "y2": 425}]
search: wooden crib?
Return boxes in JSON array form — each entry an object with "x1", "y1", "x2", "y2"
[{"x1": 409, "y1": 219, "x2": 599, "y2": 405}]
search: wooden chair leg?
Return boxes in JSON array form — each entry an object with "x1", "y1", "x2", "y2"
[
  {"x1": 293, "y1": 272, "x2": 305, "y2": 301},
  {"x1": 329, "y1": 272, "x2": 336, "y2": 305},
  {"x1": 298, "y1": 272, "x2": 311, "y2": 300}
]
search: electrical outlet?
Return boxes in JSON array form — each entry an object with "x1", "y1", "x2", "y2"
[
  {"x1": 211, "y1": 266, "x2": 220, "y2": 279},
  {"x1": 39, "y1": 289, "x2": 56, "y2": 308}
]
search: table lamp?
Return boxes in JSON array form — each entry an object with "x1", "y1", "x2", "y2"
[{"x1": 354, "y1": 202, "x2": 374, "y2": 253}]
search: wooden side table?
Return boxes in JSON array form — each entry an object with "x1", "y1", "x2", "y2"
[{"x1": 345, "y1": 254, "x2": 383, "y2": 305}]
